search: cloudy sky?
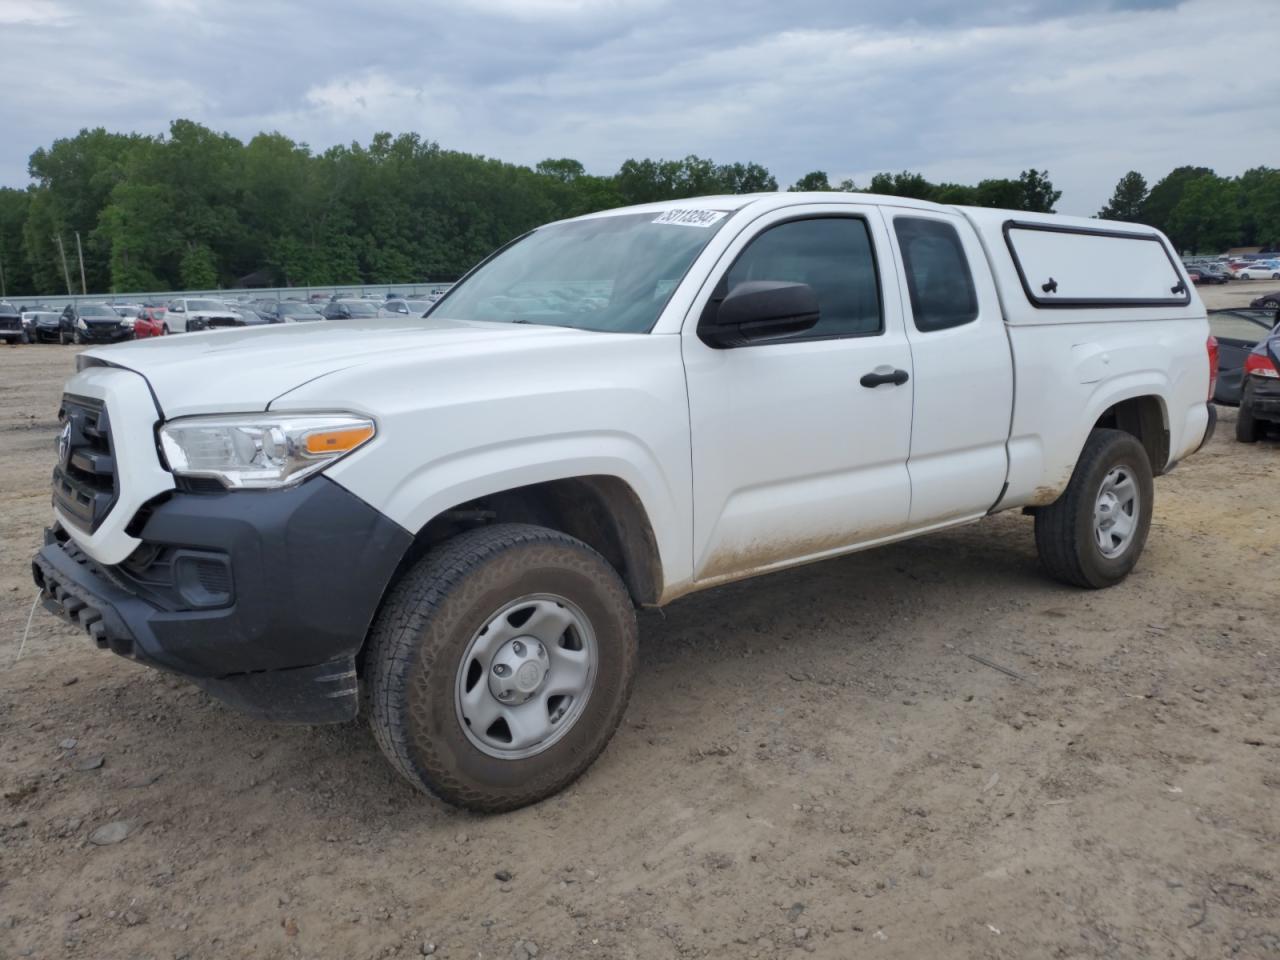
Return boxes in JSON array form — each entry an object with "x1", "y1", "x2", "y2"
[{"x1": 2, "y1": 0, "x2": 1276, "y2": 214}]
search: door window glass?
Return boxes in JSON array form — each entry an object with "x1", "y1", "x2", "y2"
[
  {"x1": 724, "y1": 217, "x2": 882, "y2": 339},
  {"x1": 894, "y1": 217, "x2": 979, "y2": 332}
]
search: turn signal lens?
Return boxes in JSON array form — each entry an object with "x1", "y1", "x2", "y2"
[{"x1": 303, "y1": 424, "x2": 376, "y2": 456}]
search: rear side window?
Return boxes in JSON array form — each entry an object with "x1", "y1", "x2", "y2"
[
  {"x1": 724, "y1": 217, "x2": 882, "y2": 339},
  {"x1": 894, "y1": 217, "x2": 979, "y2": 332},
  {"x1": 1004, "y1": 221, "x2": 1189, "y2": 308}
]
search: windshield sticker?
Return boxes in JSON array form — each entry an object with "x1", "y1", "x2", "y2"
[{"x1": 652, "y1": 208, "x2": 728, "y2": 228}]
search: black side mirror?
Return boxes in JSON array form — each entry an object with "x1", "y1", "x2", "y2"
[{"x1": 699, "y1": 281, "x2": 820, "y2": 348}]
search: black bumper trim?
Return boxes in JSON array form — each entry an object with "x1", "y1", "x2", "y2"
[{"x1": 33, "y1": 476, "x2": 413, "y2": 723}]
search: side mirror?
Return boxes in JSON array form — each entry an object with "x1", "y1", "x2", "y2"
[{"x1": 699, "y1": 281, "x2": 820, "y2": 348}]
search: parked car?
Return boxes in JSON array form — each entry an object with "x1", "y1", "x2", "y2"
[
  {"x1": 25, "y1": 311, "x2": 63, "y2": 343},
  {"x1": 1236, "y1": 262, "x2": 1280, "y2": 280},
  {"x1": 1249, "y1": 292, "x2": 1280, "y2": 312},
  {"x1": 188, "y1": 308, "x2": 273, "y2": 331},
  {"x1": 61, "y1": 303, "x2": 133, "y2": 345},
  {"x1": 134, "y1": 307, "x2": 167, "y2": 339},
  {"x1": 1236, "y1": 325, "x2": 1280, "y2": 442},
  {"x1": 252, "y1": 300, "x2": 323, "y2": 323},
  {"x1": 378, "y1": 298, "x2": 436, "y2": 317},
  {"x1": 0, "y1": 301, "x2": 25, "y2": 345},
  {"x1": 1208, "y1": 309, "x2": 1278, "y2": 405},
  {"x1": 32, "y1": 196, "x2": 1216, "y2": 813},
  {"x1": 1190, "y1": 265, "x2": 1229, "y2": 284},
  {"x1": 163, "y1": 297, "x2": 242, "y2": 333},
  {"x1": 320, "y1": 298, "x2": 381, "y2": 320}
]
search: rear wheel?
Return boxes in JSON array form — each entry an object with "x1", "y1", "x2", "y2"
[
  {"x1": 1034, "y1": 429, "x2": 1154, "y2": 589},
  {"x1": 1236, "y1": 388, "x2": 1261, "y2": 443},
  {"x1": 366, "y1": 523, "x2": 638, "y2": 812},
  {"x1": 162, "y1": 323, "x2": 170, "y2": 335}
]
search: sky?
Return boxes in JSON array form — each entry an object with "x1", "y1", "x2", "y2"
[{"x1": 2, "y1": 0, "x2": 1277, "y2": 215}]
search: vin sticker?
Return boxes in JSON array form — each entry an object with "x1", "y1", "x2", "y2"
[{"x1": 652, "y1": 209, "x2": 728, "y2": 227}]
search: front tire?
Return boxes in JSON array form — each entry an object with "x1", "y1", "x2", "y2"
[
  {"x1": 366, "y1": 523, "x2": 638, "y2": 812},
  {"x1": 1034, "y1": 428, "x2": 1154, "y2": 589}
]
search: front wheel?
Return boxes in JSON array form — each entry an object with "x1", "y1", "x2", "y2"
[
  {"x1": 1034, "y1": 429, "x2": 1154, "y2": 589},
  {"x1": 366, "y1": 523, "x2": 637, "y2": 812}
]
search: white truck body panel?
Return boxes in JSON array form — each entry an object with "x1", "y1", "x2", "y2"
[{"x1": 63, "y1": 193, "x2": 1211, "y2": 604}]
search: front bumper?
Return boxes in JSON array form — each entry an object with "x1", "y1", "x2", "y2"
[
  {"x1": 32, "y1": 477, "x2": 412, "y2": 723},
  {"x1": 78, "y1": 325, "x2": 134, "y2": 343}
]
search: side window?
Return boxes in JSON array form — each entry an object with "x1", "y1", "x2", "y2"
[
  {"x1": 723, "y1": 217, "x2": 882, "y2": 339},
  {"x1": 894, "y1": 217, "x2": 979, "y2": 332}
]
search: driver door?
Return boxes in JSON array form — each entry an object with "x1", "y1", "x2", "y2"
[{"x1": 681, "y1": 206, "x2": 914, "y2": 584}]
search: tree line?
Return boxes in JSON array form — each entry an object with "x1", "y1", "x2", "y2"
[{"x1": 0, "y1": 118, "x2": 1270, "y2": 297}]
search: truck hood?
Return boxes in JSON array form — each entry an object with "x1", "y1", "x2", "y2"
[{"x1": 82, "y1": 316, "x2": 588, "y2": 417}]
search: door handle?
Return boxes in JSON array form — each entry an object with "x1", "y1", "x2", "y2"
[{"x1": 860, "y1": 368, "x2": 910, "y2": 388}]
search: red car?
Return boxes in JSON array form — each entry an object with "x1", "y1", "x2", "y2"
[{"x1": 134, "y1": 306, "x2": 167, "y2": 338}]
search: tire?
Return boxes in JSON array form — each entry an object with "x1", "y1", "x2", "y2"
[
  {"x1": 1034, "y1": 428, "x2": 1154, "y2": 589},
  {"x1": 162, "y1": 323, "x2": 170, "y2": 335},
  {"x1": 19, "y1": 330, "x2": 29, "y2": 345},
  {"x1": 73, "y1": 330, "x2": 84, "y2": 345},
  {"x1": 366, "y1": 522, "x2": 638, "y2": 812},
  {"x1": 58, "y1": 328, "x2": 68, "y2": 345},
  {"x1": 1236, "y1": 389, "x2": 1261, "y2": 443}
]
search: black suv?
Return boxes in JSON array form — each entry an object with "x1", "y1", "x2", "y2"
[
  {"x1": 0, "y1": 301, "x2": 25, "y2": 345},
  {"x1": 62, "y1": 302, "x2": 134, "y2": 345}
]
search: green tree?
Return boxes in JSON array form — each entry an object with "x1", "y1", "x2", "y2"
[
  {"x1": 868, "y1": 171, "x2": 935, "y2": 200},
  {"x1": 1141, "y1": 166, "x2": 1214, "y2": 237},
  {"x1": 0, "y1": 187, "x2": 35, "y2": 296},
  {"x1": 1167, "y1": 175, "x2": 1240, "y2": 253},
  {"x1": 179, "y1": 243, "x2": 218, "y2": 289},
  {"x1": 789, "y1": 171, "x2": 832, "y2": 191},
  {"x1": 1018, "y1": 169, "x2": 1061, "y2": 213},
  {"x1": 1097, "y1": 171, "x2": 1149, "y2": 221}
]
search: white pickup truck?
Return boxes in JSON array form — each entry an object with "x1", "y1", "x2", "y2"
[{"x1": 33, "y1": 193, "x2": 1216, "y2": 811}]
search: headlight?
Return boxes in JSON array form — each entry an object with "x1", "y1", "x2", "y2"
[
  {"x1": 121, "y1": 317, "x2": 136, "y2": 329},
  {"x1": 158, "y1": 414, "x2": 376, "y2": 489},
  {"x1": 76, "y1": 318, "x2": 88, "y2": 330}
]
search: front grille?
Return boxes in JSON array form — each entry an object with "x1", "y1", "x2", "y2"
[
  {"x1": 52, "y1": 394, "x2": 118, "y2": 533},
  {"x1": 0, "y1": 317, "x2": 20, "y2": 332}
]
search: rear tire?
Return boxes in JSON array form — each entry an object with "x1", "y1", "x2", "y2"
[
  {"x1": 366, "y1": 523, "x2": 637, "y2": 812},
  {"x1": 58, "y1": 328, "x2": 68, "y2": 345},
  {"x1": 1034, "y1": 428, "x2": 1154, "y2": 589},
  {"x1": 1236, "y1": 390, "x2": 1261, "y2": 443}
]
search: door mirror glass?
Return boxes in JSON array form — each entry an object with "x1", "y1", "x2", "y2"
[{"x1": 699, "y1": 281, "x2": 820, "y2": 348}]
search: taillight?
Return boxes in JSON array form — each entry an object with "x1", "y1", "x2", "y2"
[
  {"x1": 1244, "y1": 352, "x2": 1279, "y2": 379},
  {"x1": 1207, "y1": 335, "x2": 1219, "y2": 399}
]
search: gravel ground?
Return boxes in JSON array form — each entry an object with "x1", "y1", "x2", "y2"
[{"x1": 1, "y1": 303, "x2": 1277, "y2": 959}]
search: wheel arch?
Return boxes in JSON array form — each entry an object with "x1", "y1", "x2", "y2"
[{"x1": 397, "y1": 474, "x2": 664, "y2": 608}]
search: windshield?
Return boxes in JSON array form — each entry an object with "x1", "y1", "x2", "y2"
[
  {"x1": 277, "y1": 302, "x2": 318, "y2": 316},
  {"x1": 342, "y1": 301, "x2": 379, "y2": 317},
  {"x1": 187, "y1": 299, "x2": 223, "y2": 311},
  {"x1": 433, "y1": 210, "x2": 731, "y2": 333},
  {"x1": 80, "y1": 304, "x2": 117, "y2": 318}
]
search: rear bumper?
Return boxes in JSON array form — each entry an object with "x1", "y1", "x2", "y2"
[
  {"x1": 1245, "y1": 379, "x2": 1280, "y2": 422},
  {"x1": 32, "y1": 477, "x2": 412, "y2": 723}
]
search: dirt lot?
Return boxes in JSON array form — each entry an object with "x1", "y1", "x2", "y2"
[{"x1": 2, "y1": 293, "x2": 1278, "y2": 960}]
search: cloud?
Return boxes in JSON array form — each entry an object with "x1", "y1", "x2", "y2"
[{"x1": 1, "y1": 0, "x2": 1273, "y2": 216}]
